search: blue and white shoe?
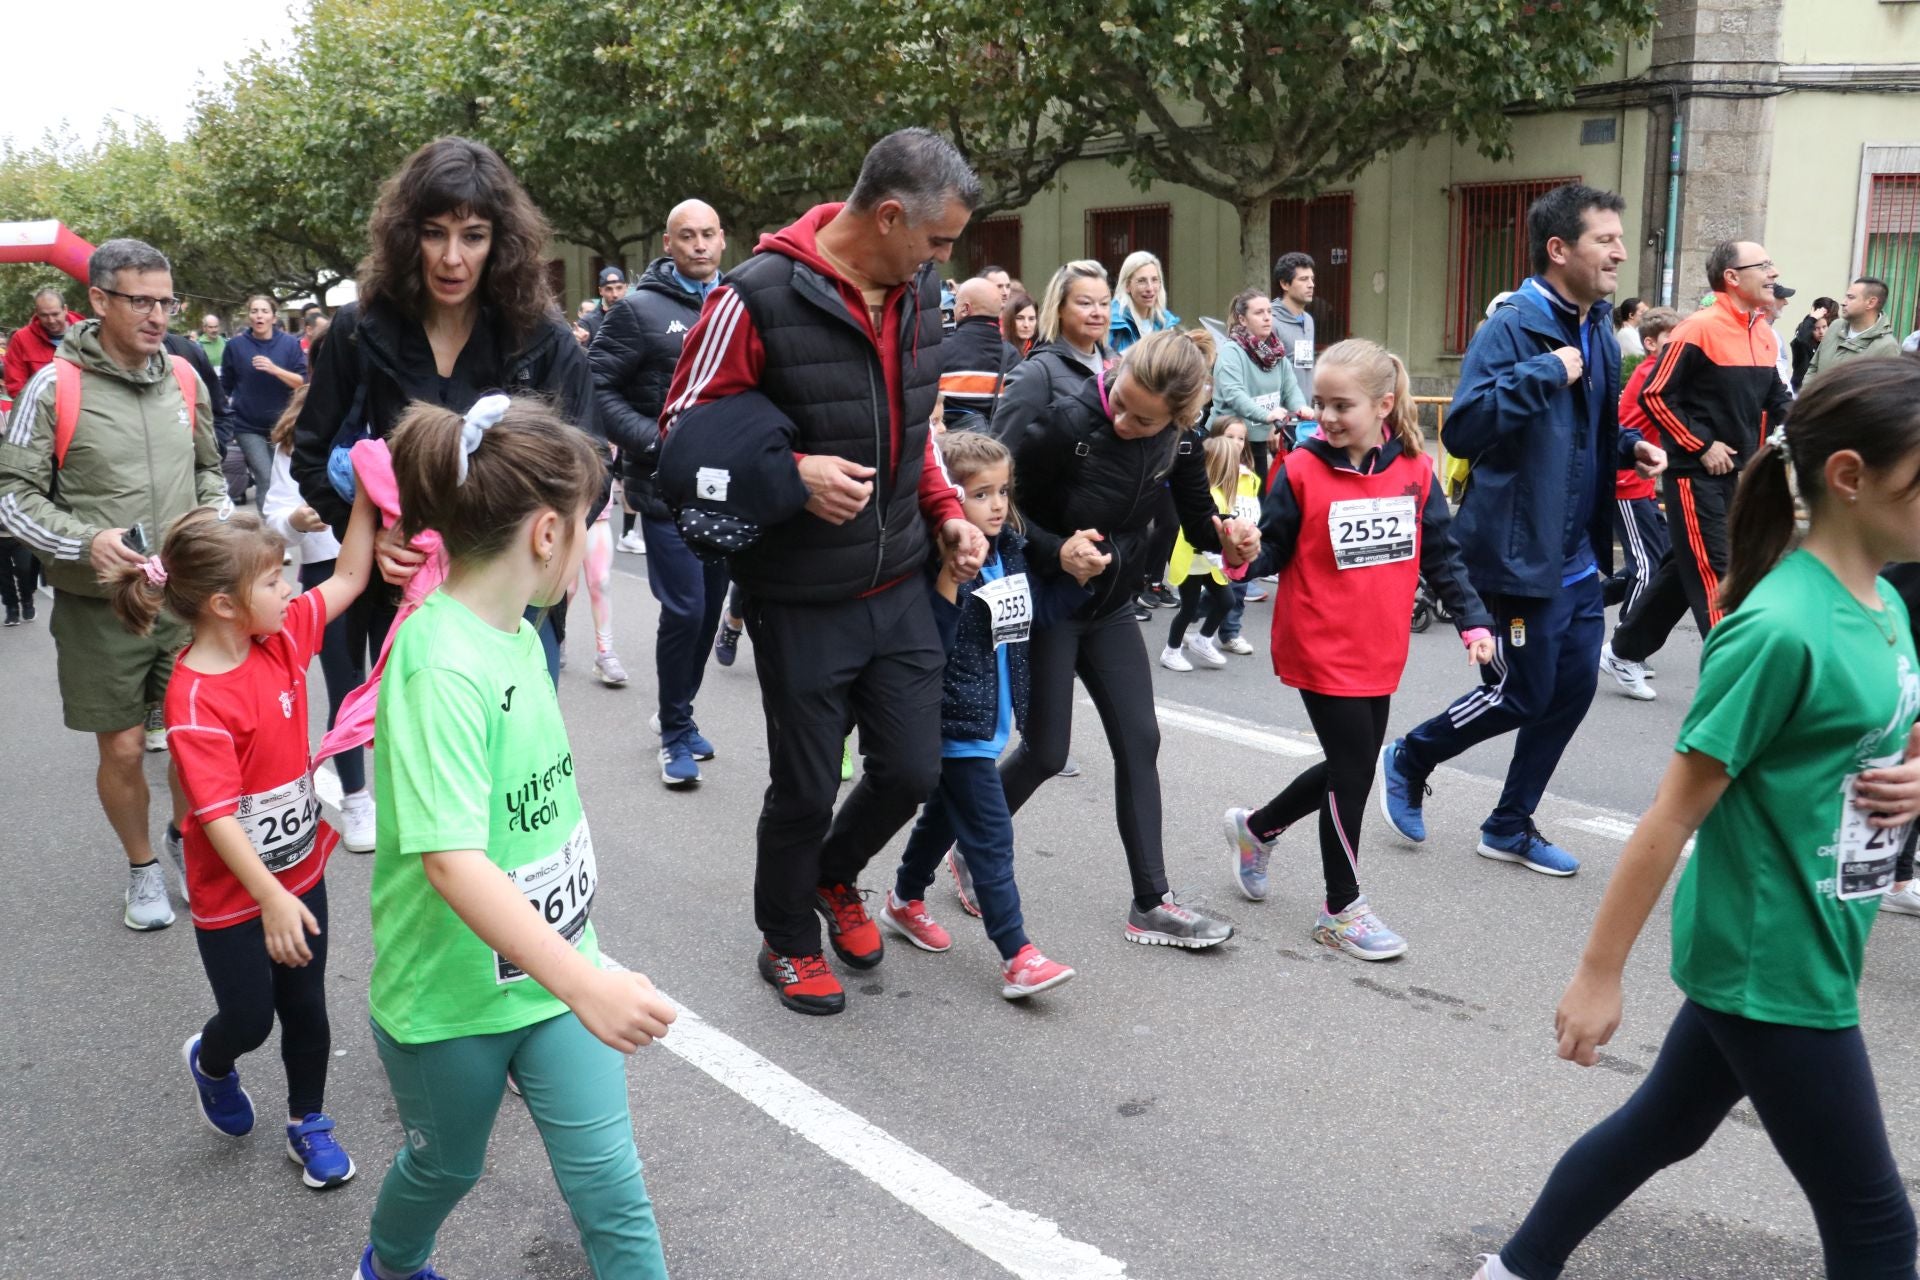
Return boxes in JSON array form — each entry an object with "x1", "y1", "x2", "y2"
[
  {"x1": 1477, "y1": 823, "x2": 1579, "y2": 876},
  {"x1": 1224, "y1": 808, "x2": 1275, "y2": 901},
  {"x1": 354, "y1": 1244, "x2": 450, "y2": 1279},
  {"x1": 659, "y1": 739, "x2": 701, "y2": 788},
  {"x1": 1312, "y1": 895, "x2": 1409, "y2": 961},
  {"x1": 650, "y1": 712, "x2": 715, "y2": 761},
  {"x1": 288, "y1": 1112, "x2": 356, "y2": 1189},
  {"x1": 1378, "y1": 739, "x2": 1429, "y2": 843},
  {"x1": 182, "y1": 1033, "x2": 254, "y2": 1137}
]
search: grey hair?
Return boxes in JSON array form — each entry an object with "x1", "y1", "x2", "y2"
[
  {"x1": 33, "y1": 286, "x2": 65, "y2": 307},
  {"x1": 88, "y1": 238, "x2": 171, "y2": 290},
  {"x1": 847, "y1": 128, "x2": 982, "y2": 223}
]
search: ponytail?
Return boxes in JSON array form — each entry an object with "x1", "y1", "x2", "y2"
[
  {"x1": 1719, "y1": 444, "x2": 1797, "y2": 614},
  {"x1": 1384, "y1": 353, "x2": 1421, "y2": 456},
  {"x1": 107, "y1": 557, "x2": 168, "y2": 636}
]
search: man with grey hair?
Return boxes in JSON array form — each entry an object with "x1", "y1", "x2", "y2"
[
  {"x1": 4, "y1": 286, "x2": 83, "y2": 399},
  {"x1": 0, "y1": 237, "x2": 224, "y2": 930},
  {"x1": 662, "y1": 127, "x2": 988, "y2": 1015}
]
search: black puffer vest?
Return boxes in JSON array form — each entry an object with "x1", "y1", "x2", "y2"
[
  {"x1": 723, "y1": 253, "x2": 944, "y2": 603},
  {"x1": 941, "y1": 532, "x2": 1034, "y2": 742}
]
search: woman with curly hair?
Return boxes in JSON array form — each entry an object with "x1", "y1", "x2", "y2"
[{"x1": 290, "y1": 136, "x2": 599, "y2": 683}]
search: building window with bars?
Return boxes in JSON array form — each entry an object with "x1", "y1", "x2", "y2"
[
  {"x1": 962, "y1": 216, "x2": 1022, "y2": 282},
  {"x1": 1864, "y1": 172, "x2": 1920, "y2": 338},
  {"x1": 1445, "y1": 177, "x2": 1578, "y2": 353},
  {"x1": 1086, "y1": 205, "x2": 1171, "y2": 289},
  {"x1": 1271, "y1": 193, "x2": 1355, "y2": 342}
]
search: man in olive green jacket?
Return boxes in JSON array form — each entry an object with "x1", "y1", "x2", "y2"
[
  {"x1": 1805, "y1": 275, "x2": 1904, "y2": 383},
  {"x1": 0, "y1": 238, "x2": 223, "y2": 931}
]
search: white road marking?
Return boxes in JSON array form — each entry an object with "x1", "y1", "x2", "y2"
[
  {"x1": 1568, "y1": 816, "x2": 1638, "y2": 841},
  {"x1": 1079, "y1": 694, "x2": 1322, "y2": 758},
  {"x1": 600, "y1": 956, "x2": 1130, "y2": 1280}
]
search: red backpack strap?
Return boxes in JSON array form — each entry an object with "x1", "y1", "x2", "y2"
[
  {"x1": 52, "y1": 360, "x2": 81, "y2": 469},
  {"x1": 168, "y1": 355, "x2": 198, "y2": 434}
]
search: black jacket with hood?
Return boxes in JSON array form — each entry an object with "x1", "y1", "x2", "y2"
[
  {"x1": 587, "y1": 256, "x2": 711, "y2": 520},
  {"x1": 290, "y1": 299, "x2": 596, "y2": 534}
]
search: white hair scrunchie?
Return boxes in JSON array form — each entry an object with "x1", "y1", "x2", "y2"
[{"x1": 457, "y1": 394, "x2": 512, "y2": 486}]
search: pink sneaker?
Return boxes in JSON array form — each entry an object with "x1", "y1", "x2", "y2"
[
  {"x1": 946, "y1": 847, "x2": 982, "y2": 918},
  {"x1": 878, "y1": 890, "x2": 952, "y2": 952},
  {"x1": 1000, "y1": 945, "x2": 1075, "y2": 999}
]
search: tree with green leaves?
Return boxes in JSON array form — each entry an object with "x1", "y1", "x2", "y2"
[{"x1": 1079, "y1": 0, "x2": 1659, "y2": 284}]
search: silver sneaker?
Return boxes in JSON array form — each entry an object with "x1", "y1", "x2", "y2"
[
  {"x1": 1224, "y1": 807, "x2": 1274, "y2": 901},
  {"x1": 1312, "y1": 894, "x2": 1408, "y2": 961},
  {"x1": 144, "y1": 706, "x2": 168, "y2": 753},
  {"x1": 1881, "y1": 883, "x2": 1920, "y2": 917},
  {"x1": 125, "y1": 862, "x2": 176, "y2": 931},
  {"x1": 594, "y1": 650, "x2": 630, "y2": 687},
  {"x1": 1126, "y1": 891, "x2": 1233, "y2": 948},
  {"x1": 164, "y1": 826, "x2": 190, "y2": 905},
  {"x1": 1600, "y1": 642, "x2": 1655, "y2": 701}
]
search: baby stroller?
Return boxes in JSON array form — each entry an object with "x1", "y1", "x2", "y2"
[{"x1": 1410, "y1": 574, "x2": 1451, "y2": 634}]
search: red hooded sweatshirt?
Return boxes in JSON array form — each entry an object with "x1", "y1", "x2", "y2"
[
  {"x1": 660, "y1": 203, "x2": 963, "y2": 538},
  {"x1": 4, "y1": 311, "x2": 84, "y2": 399}
]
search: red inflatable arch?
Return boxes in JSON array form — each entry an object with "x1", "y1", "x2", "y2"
[{"x1": 0, "y1": 220, "x2": 96, "y2": 282}]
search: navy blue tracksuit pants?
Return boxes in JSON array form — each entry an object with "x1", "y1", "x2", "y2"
[
  {"x1": 895, "y1": 756, "x2": 1030, "y2": 962},
  {"x1": 642, "y1": 515, "x2": 729, "y2": 743},
  {"x1": 1400, "y1": 572, "x2": 1604, "y2": 838}
]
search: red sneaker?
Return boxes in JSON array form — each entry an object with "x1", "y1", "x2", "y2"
[
  {"x1": 757, "y1": 943, "x2": 846, "y2": 1015},
  {"x1": 878, "y1": 890, "x2": 952, "y2": 952},
  {"x1": 814, "y1": 883, "x2": 884, "y2": 969},
  {"x1": 946, "y1": 847, "x2": 982, "y2": 918},
  {"x1": 1001, "y1": 944, "x2": 1075, "y2": 1000}
]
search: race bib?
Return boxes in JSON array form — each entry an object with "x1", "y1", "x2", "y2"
[
  {"x1": 972, "y1": 572, "x2": 1033, "y2": 647},
  {"x1": 234, "y1": 773, "x2": 320, "y2": 873},
  {"x1": 1254, "y1": 391, "x2": 1287, "y2": 415},
  {"x1": 1327, "y1": 495, "x2": 1417, "y2": 570},
  {"x1": 1292, "y1": 338, "x2": 1315, "y2": 370},
  {"x1": 496, "y1": 817, "x2": 598, "y2": 983},
  {"x1": 1232, "y1": 494, "x2": 1261, "y2": 527},
  {"x1": 1836, "y1": 764, "x2": 1908, "y2": 901}
]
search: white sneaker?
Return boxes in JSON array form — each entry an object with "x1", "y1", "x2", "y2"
[
  {"x1": 340, "y1": 790, "x2": 376, "y2": 854},
  {"x1": 616, "y1": 529, "x2": 646, "y2": 555},
  {"x1": 1220, "y1": 635, "x2": 1255, "y2": 656},
  {"x1": 125, "y1": 862, "x2": 175, "y2": 930},
  {"x1": 1159, "y1": 644, "x2": 1193, "y2": 672},
  {"x1": 1881, "y1": 882, "x2": 1920, "y2": 916},
  {"x1": 1600, "y1": 642, "x2": 1655, "y2": 701},
  {"x1": 144, "y1": 706, "x2": 168, "y2": 753},
  {"x1": 164, "y1": 826, "x2": 189, "y2": 905},
  {"x1": 1186, "y1": 634, "x2": 1228, "y2": 668},
  {"x1": 1470, "y1": 1254, "x2": 1521, "y2": 1280}
]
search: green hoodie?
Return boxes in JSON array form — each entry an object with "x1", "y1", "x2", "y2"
[
  {"x1": 1806, "y1": 313, "x2": 1902, "y2": 383},
  {"x1": 0, "y1": 319, "x2": 223, "y2": 598}
]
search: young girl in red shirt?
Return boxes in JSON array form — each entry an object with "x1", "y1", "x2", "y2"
[
  {"x1": 111, "y1": 490, "x2": 376, "y2": 1189},
  {"x1": 1223, "y1": 338, "x2": 1494, "y2": 959}
]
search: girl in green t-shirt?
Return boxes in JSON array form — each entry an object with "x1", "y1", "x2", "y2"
[
  {"x1": 1473, "y1": 358, "x2": 1920, "y2": 1279},
  {"x1": 354, "y1": 395, "x2": 675, "y2": 1280}
]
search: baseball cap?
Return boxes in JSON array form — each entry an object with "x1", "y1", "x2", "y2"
[
  {"x1": 1770, "y1": 283, "x2": 1796, "y2": 300},
  {"x1": 597, "y1": 266, "x2": 626, "y2": 286}
]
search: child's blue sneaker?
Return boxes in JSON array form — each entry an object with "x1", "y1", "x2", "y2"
[
  {"x1": 1477, "y1": 823, "x2": 1579, "y2": 877},
  {"x1": 288, "y1": 1112, "x2": 356, "y2": 1189},
  {"x1": 182, "y1": 1033, "x2": 253, "y2": 1137},
  {"x1": 355, "y1": 1244, "x2": 450, "y2": 1279},
  {"x1": 1224, "y1": 807, "x2": 1274, "y2": 901},
  {"x1": 1378, "y1": 739, "x2": 1429, "y2": 843}
]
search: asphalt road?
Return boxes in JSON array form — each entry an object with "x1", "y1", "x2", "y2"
[{"x1": 2, "y1": 553, "x2": 1908, "y2": 1280}]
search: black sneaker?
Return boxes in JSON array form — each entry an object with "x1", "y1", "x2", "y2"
[
  {"x1": 2, "y1": 608, "x2": 17, "y2": 627},
  {"x1": 20, "y1": 597, "x2": 34, "y2": 622},
  {"x1": 1133, "y1": 590, "x2": 1163, "y2": 611},
  {"x1": 1149, "y1": 584, "x2": 1178, "y2": 609}
]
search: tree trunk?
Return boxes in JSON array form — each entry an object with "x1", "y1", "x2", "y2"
[{"x1": 1235, "y1": 196, "x2": 1273, "y2": 293}]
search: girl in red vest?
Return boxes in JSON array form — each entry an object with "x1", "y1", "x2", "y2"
[{"x1": 1223, "y1": 338, "x2": 1494, "y2": 960}]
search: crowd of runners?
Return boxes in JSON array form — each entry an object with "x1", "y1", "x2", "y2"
[{"x1": 4, "y1": 124, "x2": 1920, "y2": 1279}]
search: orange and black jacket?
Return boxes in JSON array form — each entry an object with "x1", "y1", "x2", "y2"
[{"x1": 1639, "y1": 294, "x2": 1791, "y2": 478}]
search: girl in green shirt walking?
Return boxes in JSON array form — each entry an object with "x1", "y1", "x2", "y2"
[{"x1": 1474, "y1": 358, "x2": 1920, "y2": 1279}]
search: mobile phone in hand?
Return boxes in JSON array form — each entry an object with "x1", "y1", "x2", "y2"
[{"x1": 121, "y1": 523, "x2": 147, "y2": 555}]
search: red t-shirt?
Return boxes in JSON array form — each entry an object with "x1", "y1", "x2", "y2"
[
  {"x1": 1615, "y1": 352, "x2": 1663, "y2": 502},
  {"x1": 166, "y1": 590, "x2": 337, "y2": 929}
]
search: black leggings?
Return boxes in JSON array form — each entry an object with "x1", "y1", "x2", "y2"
[
  {"x1": 1143, "y1": 486, "x2": 1178, "y2": 591},
  {"x1": 1502, "y1": 999, "x2": 1916, "y2": 1280},
  {"x1": 1248, "y1": 691, "x2": 1389, "y2": 914},
  {"x1": 194, "y1": 879, "x2": 331, "y2": 1119},
  {"x1": 1167, "y1": 576, "x2": 1233, "y2": 647},
  {"x1": 299, "y1": 561, "x2": 370, "y2": 795},
  {"x1": 1000, "y1": 608, "x2": 1168, "y2": 912}
]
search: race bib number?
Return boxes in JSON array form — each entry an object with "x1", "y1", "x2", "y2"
[
  {"x1": 1232, "y1": 494, "x2": 1261, "y2": 527},
  {"x1": 1292, "y1": 338, "x2": 1315, "y2": 370},
  {"x1": 1327, "y1": 495, "x2": 1417, "y2": 570},
  {"x1": 496, "y1": 817, "x2": 598, "y2": 983},
  {"x1": 234, "y1": 773, "x2": 320, "y2": 873},
  {"x1": 1254, "y1": 391, "x2": 1287, "y2": 416},
  {"x1": 1836, "y1": 765, "x2": 1907, "y2": 901},
  {"x1": 972, "y1": 573, "x2": 1033, "y2": 647}
]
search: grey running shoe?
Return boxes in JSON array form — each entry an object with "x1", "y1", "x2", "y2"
[
  {"x1": 144, "y1": 705, "x2": 168, "y2": 752},
  {"x1": 1056, "y1": 758, "x2": 1083, "y2": 779},
  {"x1": 125, "y1": 862, "x2": 175, "y2": 930},
  {"x1": 594, "y1": 650, "x2": 630, "y2": 687},
  {"x1": 1126, "y1": 891, "x2": 1233, "y2": 948},
  {"x1": 1311, "y1": 894, "x2": 1408, "y2": 961},
  {"x1": 165, "y1": 826, "x2": 190, "y2": 906},
  {"x1": 1224, "y1": 807, "x2": 1273, "y2": 901}
]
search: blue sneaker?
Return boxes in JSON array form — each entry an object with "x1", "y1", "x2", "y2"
[
  {"x1": 659, "y1": 739, "x2": 701, "y2": 788},
  {"x1": 355, "y1": 1244, "x2": 450, "y2": 1279},
  {"x1": 287, "y1": 1112, "x2": 356, "y2": 1189},
  {"x1": 650, "y1": 712, "x2": 714, "y2": 761},
  {"x1": 181, "y1": 1033, "x2": 253, "y2": 1137},
  {"x1": 1477, "y1": 822, "x2": 1579, "y2": 876},
  {"x1": 1378, "y1": 739, "x2": 1429, "y2": 843},
  {"x1": 1224, "y1": 807, "x2": 1274, "y2": 901}
]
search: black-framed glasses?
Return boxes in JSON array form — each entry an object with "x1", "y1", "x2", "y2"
[
  {"x1": 1728, "y1": 260, "x2": 1775, "y2": 273},
  {"x1": 99, "y1": 288, "x2": 181, "y2": 317}
]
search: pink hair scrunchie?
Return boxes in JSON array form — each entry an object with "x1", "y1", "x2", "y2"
[{"x1": 141, "y1": 557, "x2": 168, "y2": 587}]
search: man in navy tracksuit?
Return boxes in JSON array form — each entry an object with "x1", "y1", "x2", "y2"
[{"x1": 1379, "y1": 185, "x2": 1666, "y2": 876}]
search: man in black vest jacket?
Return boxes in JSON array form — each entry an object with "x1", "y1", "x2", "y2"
[
  {"x1": 590, "y1": 198, "x2": 730, "y2": 786},
  {"x1": 938, "y1": 276, "x2": 1023, "y2": 432},
  {"x1": 662, "y1": 128, "x2": 988, "y2": 1016}
]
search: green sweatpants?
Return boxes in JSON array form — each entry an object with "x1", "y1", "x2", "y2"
[{"x1": 368, "y1": 1012, "x2": 667, "y2": 1279}]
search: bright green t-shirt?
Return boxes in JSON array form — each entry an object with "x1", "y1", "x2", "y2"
[
  {"x1": 369, "y1": 591, "x2": 600, "y2": 1043},
  {"x1": 1672, "y1": 550, "x2": 1920, "y2": 1029}
]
